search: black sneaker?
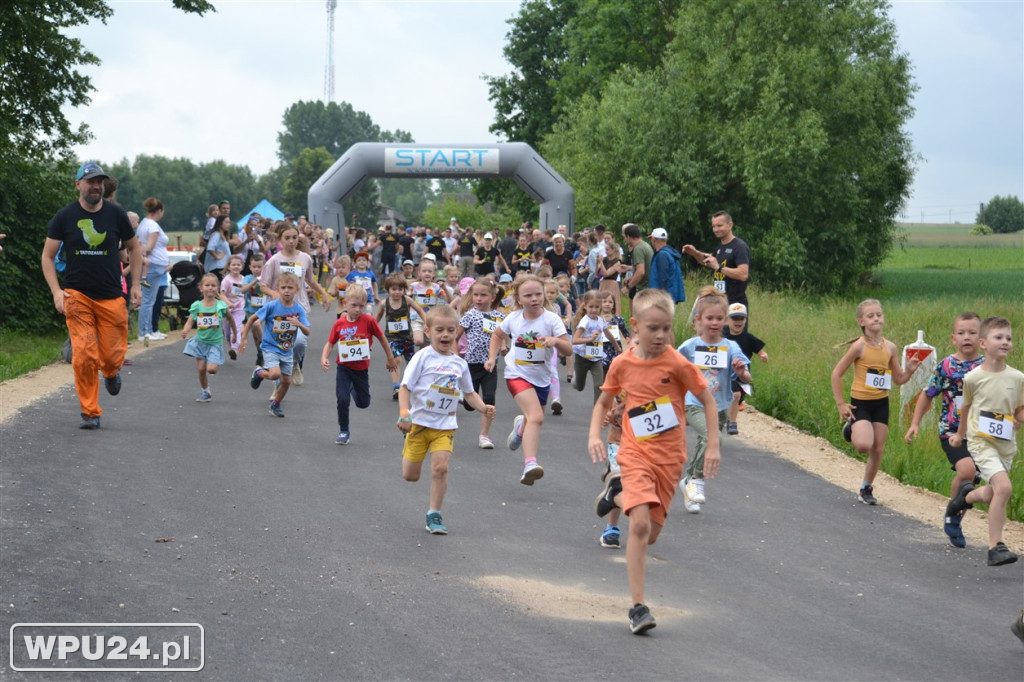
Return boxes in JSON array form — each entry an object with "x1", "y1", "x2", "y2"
[
  {"x1": 1012, "y1": 609, "x2": 1024, "y2": 645},
  {"x1": 988, "y1": 542, "x2": 1018, "y2": 567},
  {"x1": 945, "y1": 480, "x2": 975, "y2": 518},
  {"x1": 628, "y1": 603, "x2": 656, "y2": 635},
  {"x1": 842, "y1": 418, "x2": 854, "y2": 442},
  {"x1": 943, "y1": 514, "x2": 966, "y2": 548},
  {"x1": 858, "y1": 484, "x2": 877, "y2": 505},
  {"x1": 78, "y1": 414, "x2": 101, "y2": 430},
  {"x1": 595, "y1": 474, "x2": 622, "y2": 518},
  {"x1": 600, "y1": 526, "x2": 621, "y2": 548},
  {"x1": 103, "y1": 372, "x2": 122, "y2": 396},
  {"x1": 251, "y1": 367, "x2": 266, "y2": 390}
]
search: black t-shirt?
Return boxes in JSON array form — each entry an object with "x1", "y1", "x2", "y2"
[
  {"x1": 458, "y1": 234, "x2": 476, "y2": 257},
  {"x1": 498, "y1": 236, "x2": 518, "y2": 264},
  {"x1": 426, "y1": 235, "x2": 447, "y2": 262},
  {"x1": 544, "y1": 247, "x2": 573, "y2": 276},
  {"x1": 474, "y1": 246, "x2": 499, "y2": 275},
  {"x1": 713, "y1": 236, "x2": 750, "y2": 305},
  {"x1": 397, "y1": 234, "x2": 415, "y2": 257},
  {"x1": 380, "y1": 232, "x2": 398, "y2": 257},
  {"x1": 724, "y1": 328, "x2": 765, "y2": 359},
  {"x1": 47, "y1": 200, "x2": 135, "y2": 300},
  {"x1": 512, "y1": 247, "x2": 533, "y2": 272}
]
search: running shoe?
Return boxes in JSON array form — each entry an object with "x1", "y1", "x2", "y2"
[
  {"x1": 393, "y1": 385, "x2": 400, "y2": 401},
  {"x1": 336, "y1": 430, "x2": 350, "y2": 445},
  {"x1": 943, "y1": 514, "x2": 966, "y2": 548},
  {"x1": 228, "y1": 349, "x2": 237, "y2": 361},
  {"x1": 251, "y1": 367, "x2": 266, "y2": 390},
  {"x1": 600, "y1": 526, "x2": 621, "y2": 548},
  {"x1": 681, "y1": 480, "x2": 701, "y2": 514},
  {"x1": 946, "y1": 480, "x2": 975, "y2": 517},
  {"x1": 78, "y1": 414, "x2": 101, "y2": 430},
  {"x1": 842, "y1": 418, "x2": 854, "y2": 442},
  {"x1": 726, "y1": 421, "x2": 738, "y2": 435},
  {"x1": 1012, "y1": 609, "x2": 1024, "y2": 645},
  {"x1": 628, "y1": 603, "x2": 656, "y2": 635},
  {"x1": 478, "y1": 435, "x2": 495, "y2": 449},
  {"x1": 520, "y1": 461, "x2": 545, "y2": 486},
  {"x1": 988, "y1": 542, "x2": 1018, "y2": 567},
  {"x1": 149, "y1": 331, "x2": 167, "y2": 340},
  {"x1": 858, "y1": 484, "x2": 878, "y2": 506},
  {"x1": 507, "y1": 415, "x2": 525, "y2": 451},
  {"x1": 425, "y1": 512, "x2": 448, "y2": 535},
  {"x1": 292, "y1": 364, "x2": 303, "y2": 386},
  {"x1": 196, "y1": 389, "x2": 212, "y2": 403},
  {"x1": 103, "y1": 372, "x2": 122, "y2": 396},
  {"x1": 268, "y1": 400, "x2": 285, "y2": 418},
  {"x1": 550, "y1": 398, "x2": 563, "y2": 415},
  {"x1": 595, "y1": 474, "x2": 622, "y2": 517}
]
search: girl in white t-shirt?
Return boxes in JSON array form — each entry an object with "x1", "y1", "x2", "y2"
[
  {"x1": 220, "y1": 255, "x2": 247, "y2": 360},
  {"x1": 407, "y1": 258, "x2": 450, "y2": 348},
  {"x1": 571, "y1": 290, "x2": 620, "y2": 402},
  {"x1": 485, "y1": 274, "x2": 571, "y2": 485}
]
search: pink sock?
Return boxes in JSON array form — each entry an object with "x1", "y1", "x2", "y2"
[{"x1": 525, "y1": 457, "x2": 537, "y2": 466}]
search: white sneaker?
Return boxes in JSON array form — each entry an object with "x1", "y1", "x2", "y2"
[
  {"x1": 478, "y1": 435, "x2": 495, "y2": 449},
  {"x1": 681, "y1": 480, "x2": 701, "y2": 513},
  {"x1": 149, "y1": 331, "x2": 167, "y2": 340},
  {"x1": 692, "y1": 478, "x2": 706, "y2": 504},
  {"x1": 683, "y1": 477, "x2": 705, "y2": 504},
  {"x1": 292, "y1": 364, "x2": 303, "y2": 386}
]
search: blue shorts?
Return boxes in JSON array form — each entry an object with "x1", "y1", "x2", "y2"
[
  {"x1": 262, "y1": 349, "x2": 294, "y2": 376},
  {"x1": 183, "y1": 337, "x2": 225, "y2": 365},
  {"x1": 389, "y1": 338, "x2": 416, "y2": 361}
]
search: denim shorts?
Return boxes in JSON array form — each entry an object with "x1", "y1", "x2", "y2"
[
  {"x1": 183, "y1": 337, "x2": 225, "y2": 365},
  {"x1": 262, "y1": 348, "x2": 294, "y2": 376}
]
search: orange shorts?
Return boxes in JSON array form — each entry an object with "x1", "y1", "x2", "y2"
[{"x1": 617, "y1": 449, "x2": 683, "y2": 526}]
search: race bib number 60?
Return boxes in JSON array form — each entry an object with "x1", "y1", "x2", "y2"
[{"x1": 865, "y1": 368, "x2": 892, "y2": 391}]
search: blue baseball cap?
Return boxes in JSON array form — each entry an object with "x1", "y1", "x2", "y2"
[{"x1": 75, "y1": 162, "x2": 108, "y2": 181}]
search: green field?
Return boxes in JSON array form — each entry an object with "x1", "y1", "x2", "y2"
[{"x1": 895, "y1": 222, "x2": 1024, "y2": 248}]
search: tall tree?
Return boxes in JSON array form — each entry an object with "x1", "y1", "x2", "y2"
[
  {"x1": 276, "y1": 100, "x2": 381, "y2": 167},
  {"x1": 977, "y1": 195, "x2": 1024, "y2": 234},
  {"x1": 543, "y1": 0, "x2": 916, "y2": 292}
]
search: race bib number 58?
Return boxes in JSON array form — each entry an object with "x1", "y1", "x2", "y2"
[{"x1": 979, "y1": 410, "x2": 1013, "y2": 441}]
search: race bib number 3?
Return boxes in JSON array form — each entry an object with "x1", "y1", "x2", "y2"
[
  {"x1": 865, "y1": 368, "x2": 892, "y2": 391},
  {"x1": 979, "y1": 410, "x2": 1013, "y2": 441},
  {"x1": 627, "y1": 396, "x2": 680, "y2": 442},
  {"x1": 695, "y1": 345, "x2": 728, "y2": 369},
  {"x1": 514, "y1": 341, "x2": 544, "y2": 365},
  {"x1": 337, "y1": 338, "x2": 370, "y2": 363}
]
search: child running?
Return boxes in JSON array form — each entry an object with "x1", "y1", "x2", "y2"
[
  {"x1": 239, "y1": 271, "x2": 310, "y2": 418},
  {"x1": 904, "y1": 312, "x2": 983, "y2": 548},
  {"x1": 571, "y1": 290, "x2": 621, "y2": 402},
  {"x1": 457, "y1": 277, "x2": 506, "y2": 449},
  {"x1": 180, "y1": 273, "x2": 236, "y2": 402},
  {"x1": 486, "y1": 274, "x2": 571, "y2": 485},
  {"x1": 830, "y1": 299, "x2": 922, "y2": 505},
  {"x1": 946, "y1": 316, "x2": 1023, "y2": 566},
  {"x1": 676, "y1": 287, "x2": 751, "y2": 513},
  {"x1": 408, "y1": 257, "x2": 449, "y2": 348},
  {"x1": 220, "y1": 254, "x2": 246, "y2": 360},
  {"x1": 398, "y1": 304, "x2": 496, "y2": 534},
  {"x1": 324, "y1": 254, "x2": 351, "y2": 315},
  {"x1": 321, "y1": 284, "x2": 398, "y2": 445},
  {"x1": 600, "y1": 290, "x2": 630, "y2": 372},
  {"x1": 240, "y1": 253, "x2": 274, "y2": 368},
  {"x1": 723, "y1": 303, "x2": 768, "y2": 435},
  {"x1": 376, "y1": 273, "x2": 426, "y2": 400},
  {"x1": 544, "y1": 277, "x2": 570, "y2": 415},
  {"x1": 346, "y1": 251, "x2": 379, "y2": 312},
  {"x1": 599, "y1": 389, "x2": 627, "y2": 548},
  {"x1": 588, "y1": 289, "x2": 718, "y2": 634}
]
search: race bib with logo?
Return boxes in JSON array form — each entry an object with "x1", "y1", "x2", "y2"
[
  {"x1": 482, "y1": 317, "x2": 499, "y2": 335},
  {"x1": 865, "y1": 368, "x2": 892, "y2": 391},
  {"x1": 388, "y1": 317, "x2": 410, "y2": 333},
  {"x1": 695, "y1": 345, "x2": 728, "y2": 370},
  {"x1": 337, "y1": 338, "x2": 370, "y2": 363},
  {"x1": 196, "y1": 313, "x2": 218, "y2": 329},
  {"x1": 627, "y1": 396, "x2": 680, "y2": 442},
  {"x1": 514, "y1": 339, "x2": 544, "y2": 365},
  {"x1": 279, "y1": 262, "x2": 304, "y2": 278},
  {"x1": 978, "y1": 410, "x2": 1013, "y2": 441},
  {"x1": 249, "y1": 295, "x2": 266, "y2": 308},
  {"x1": 584, "y1": 342, "x2": 603, "y2": 359},
  {"x1": 424, "y1": 381, "x2": 461, "y2": 415}
]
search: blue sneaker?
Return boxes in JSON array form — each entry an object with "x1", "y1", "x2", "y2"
[
  {"x1": 196, "y1": 390, "x2": 212, "y2": 402},
  {"x1": 251, "y1": 367, "x2": 266, "y2": 390},
  {"x1": 425, "y1": 512, "x2": 448, "y2": 535},
  {"x1": 103, "y1": 372, "x2": 122, "y2": 396},
  {"x1": 335, "y1": 430, "x2": 350, "y2": 445},
  {"x1": 78, "y1": 414, "x2": 101, "y2": 430},
  {"x1": 601, "y1": 526, "x2": 621, "y2": 548},
  {"x1": 507, "y1": 415, "x2": 525, "y2": 450},
  {"x1": 268, "y1": 400, "x2": 285, "y2": 418},
  {"x1": 520, "y1": 461, "x2": 545, "y2": 485},
  {"x1": 943, "y1": 513, "x2": 966, "y2": 548}
]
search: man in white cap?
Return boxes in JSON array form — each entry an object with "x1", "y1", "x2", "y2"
[
  {"x1": 647, "y1": 227, "x2": 685, "y2": 305},
  {"x1": 41, "y1": 162, "x2": 142, "y2": 430}
]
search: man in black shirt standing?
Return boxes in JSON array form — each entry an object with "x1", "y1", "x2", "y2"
[
  {"x1": 425, "y1": 228, "x2": 449, "y2": 265},
  {"x1": 379, "y1": 224, "x2": 399, "y2": 276},
  {"x1": 457, "y1": 228, "x2": 477, "y2": 277},
  {"x1": 41, "y1": 163, "x2": 142, "y2": 429},
  {"x1": 683, "y1": 210, "x2": 751, "y2": 309}
]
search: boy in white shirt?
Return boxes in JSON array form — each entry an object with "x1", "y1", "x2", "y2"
[{"x1": 397, "y1": 304, "x2": 496, "y2": 534}]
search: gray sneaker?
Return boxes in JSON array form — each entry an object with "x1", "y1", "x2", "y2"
[
  {"x1": 628, "y1": 603, "x2": 656, "y2": 634},
  {"x1": 268, "y1": 400, "x2": 285, "y2": 418}
]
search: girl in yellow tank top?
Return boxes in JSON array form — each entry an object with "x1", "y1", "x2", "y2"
[{"x1": 830, "y1": 299, "x2": 923, "y2": 505}]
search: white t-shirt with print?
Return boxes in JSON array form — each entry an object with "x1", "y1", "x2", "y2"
[
  {"x1": 402, "y1": 346, "x2": 475, "y2": 430},
  {"x1": 499, "y1": 309, "x2": 568, "y2": 386},
  {"x1": 571, "y1": 314, "x2": 608, "y2": 361}
]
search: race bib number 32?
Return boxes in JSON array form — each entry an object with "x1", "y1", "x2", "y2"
[{"x1": 627, "y1": 396, "x2": 680, "y2": 442}]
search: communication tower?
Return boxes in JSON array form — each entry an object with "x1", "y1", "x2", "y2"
[{"x1": 324, "y1": 0, "x2": 337, "y2": 101}]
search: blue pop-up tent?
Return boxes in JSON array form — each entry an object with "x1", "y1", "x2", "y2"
[{"x1": 236, "y1": 199, "x2": 285, "y2": 227}]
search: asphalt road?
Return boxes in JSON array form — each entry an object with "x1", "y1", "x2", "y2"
[{"x1": 2, "y1": 305, "x2": 1022, "y2": 680}]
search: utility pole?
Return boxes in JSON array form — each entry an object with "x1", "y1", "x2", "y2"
[{"x1": 324, "y1": 0, "x2": 337, "y2": 102}]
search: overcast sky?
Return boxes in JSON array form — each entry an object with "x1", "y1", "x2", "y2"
[{"x1": 65, "y1": 0, "x2": 1023, "y2": 224}]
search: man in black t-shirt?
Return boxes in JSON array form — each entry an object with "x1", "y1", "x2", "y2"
[
  {"x1": 379, "y1": 225, "x2": 399, "y2": 276},
  {"x1": 41, "y1": 163, "x2": 142, "y2": 430},
  {"x1": 457, "y1": 229, "x2": 477, "y2": 277},
  {"x1": 397, "y1": 227, "x2": 415, "y2": 266},
  {"x1": 683, "y1": 210, "x2": 751, "y2": 309},
  {"x1": 425, "y1": 228, "x2": 449, "y2": 265},
  {"x1": 473, "y1": 233, "x2": 506, "y2": 276},
  {"x1": 497, "y1": 228, "x2": 519, "y2": 276},
  {"x1": 543, "y1": 234, "x2": 575, "y2": 277}
]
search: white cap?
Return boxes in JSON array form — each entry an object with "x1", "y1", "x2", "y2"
[
  {"x1": 650, "y1": 227, "x2": 669, "y2": 240},
  {"x1": 728, "y1": 303, "x2": 748, "y2": 318},
  {"x1": 484, "y1": 232, "x2": 494, "y2": 240},
  {"x1": 422, "y1": 253, "x2": 437, "y2": 262},
  {"x1": 402, "y1": 259, "x2": 414, "y2": 266},
  {"x1": 552, "y1": 233, "x2": 565, "y2": 241}
]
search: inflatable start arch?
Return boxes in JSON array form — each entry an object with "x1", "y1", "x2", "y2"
[{"x1": 307, "y1": 142, "x2": 574, "y2": 250}]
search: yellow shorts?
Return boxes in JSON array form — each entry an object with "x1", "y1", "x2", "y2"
[
  {"x1": 402, "y1": 426, "x2": 455, "y2": 463},
  {"x1": 969, "y1": 438, "x2": 1016, "y2": 483}
]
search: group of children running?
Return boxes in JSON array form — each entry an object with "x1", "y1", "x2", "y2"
[{"x1": 174, "y1": 227, "x2": 1022, "y2": 636}]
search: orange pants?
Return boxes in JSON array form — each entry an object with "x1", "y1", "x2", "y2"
[{"x1": 64, "y1": 289, "x2": 128, "y2": 418}]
